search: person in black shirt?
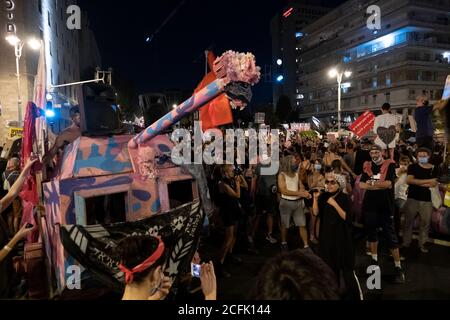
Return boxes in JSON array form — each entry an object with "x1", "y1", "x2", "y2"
[
  {"x1": 402, "y1": 148, "x2": 438, "y2": 253},
  {"x1": 313, "y1": 172, "x2": 363, "y2": 300},
  {"x1": 354, "y1": 138, "x2": 372, "y2": 176},
  {"x1": 360, "y1": 145, "x2": 405, "y2": 284}
]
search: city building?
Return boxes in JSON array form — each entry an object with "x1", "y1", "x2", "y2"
[
  {"x1": 294, "y1": 0, "x2": 450, "y2": 127},
  {"x1": 271, "y1": 0, "x2": 331, "y2": 110},
  {"x1": 0, "y1": 0, "x2": 101, "y2": 145}
]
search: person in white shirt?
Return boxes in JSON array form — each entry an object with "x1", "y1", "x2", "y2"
[
  {"x1": 278, "y1": 156, "x2": 312, "y2": 251},
  {"x1": 394, "y1": 156, "x2": 410, "y2": 239},
  {"x1": 373, "y1": 103, "x2": 400, "y2": 160}
]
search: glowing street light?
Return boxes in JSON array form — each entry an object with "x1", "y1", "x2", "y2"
[
  {"x1": 5, "y1": 35, "x2": 42, "y2": 125},
  {"x1": 328, "y1": 67, "x2": 352, "y2": 133}
]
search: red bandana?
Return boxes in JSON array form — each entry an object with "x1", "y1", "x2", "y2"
[{"x1": 118, "y1": 238, "x2": 165, "y2": 284}]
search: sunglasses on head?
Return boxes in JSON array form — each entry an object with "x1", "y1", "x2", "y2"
[{"x1": 325, "y1": 180, "x2": 337, "y2": 185}]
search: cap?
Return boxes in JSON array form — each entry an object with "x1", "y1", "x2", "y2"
[{"x1": 369, "y1": 145, "x2": 382, "y2": 152}]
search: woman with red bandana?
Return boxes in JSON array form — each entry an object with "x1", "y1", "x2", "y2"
[{"x1": 116, "y1": 236, "x2": 172, "y2": 300}]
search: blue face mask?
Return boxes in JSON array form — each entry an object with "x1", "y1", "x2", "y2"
[
  {"x1": 314, "y1": 164, "x2": 322, "y2": 171},
  {"x1": 418, "y1": 157, "x2": 429, "y2": 165}
]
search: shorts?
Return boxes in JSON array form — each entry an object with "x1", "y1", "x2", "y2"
[
  {"x1": 365, "y1": 209, "x2": 399, "y2": 249},
  {"x1": 220, "y1": 205, "x2": 241, "y2": 228},
  {"x1": 255, "y1": 194, "x2": 278, "y2": 215},
  {"x1": 279, "y1": 199, "x2": 306, "y2": 228}
]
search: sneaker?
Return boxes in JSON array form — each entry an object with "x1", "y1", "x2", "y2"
[
  {"x1": 393, "y1": 267, "x2": 405, "y2": 284},
  {"x1": 310, "y1": 238, "x2": 319, "y2": 245},
  {"x1": 420, "y1": 246, "x2": 429, "y2": 254},
  {"x1": 280, "y1": 243, "x2": 289, "y2": 252},
  {"x1": 266, "y1": 234, "x2": 278, "y2": 244}
]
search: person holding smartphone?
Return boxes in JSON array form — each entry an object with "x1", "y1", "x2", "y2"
[
  {"x1": 312, "y1": 172, "x2": 363, "y2": 300},
  {"x1": 116, "y1": 235, "x2": 172, "y2": 300}
]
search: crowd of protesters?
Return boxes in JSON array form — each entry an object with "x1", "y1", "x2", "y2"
[
  {"x1": 199, "y1": 96, "x2": 450, "y2": 300},
  {"x1": 0, "y1": 95, "x2": 448, "y2": 301}
]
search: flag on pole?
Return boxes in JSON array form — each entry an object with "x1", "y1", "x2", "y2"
[{"x1": 33, "y1": 42, "x2": 47, "y2": 158}]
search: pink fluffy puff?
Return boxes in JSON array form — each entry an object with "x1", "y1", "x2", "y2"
[{"x1": 215, "y1": 50, "x2": 261, "y2": 85}]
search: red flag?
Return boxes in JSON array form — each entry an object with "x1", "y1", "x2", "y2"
[
  {"x1": 195, "y1": 51, "x2": 233, "y2": 131},
  {"x1": 20, "y1": 102, "x2": 39, "y2": 242}
]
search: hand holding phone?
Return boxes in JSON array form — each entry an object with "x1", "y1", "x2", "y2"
[{"x1": 191, "y1": 263, "x2": 201, "y2": 278}]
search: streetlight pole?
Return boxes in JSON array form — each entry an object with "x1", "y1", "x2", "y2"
[
  {"x1": 14, "y1": 41, "x2": 25, "y2": 125},
  {"x1": 6, "y1": 35, "x2": 41, "y2": 126},
  {"x1": 337, "y1": 72, "x2": 343, "y2": 133},
  {"x1": 329, "y1": 68, "x2": 352, "y2": 134}
]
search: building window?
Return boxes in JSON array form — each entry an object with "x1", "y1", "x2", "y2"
[
  {"x1": 50, "y1": 69, "x2": 53, "y2": 84},
  {"x1": 55, "y1": 23, "x2": 58, "y2": 37},
  {"x1": 372, "y1": 77, "x2": 377, "y2": 88},
  {"x1": 49, "y1": 41, "x2": 52, "y2": 56},
  {"x1": 386, "y1": 74, "x2": 391, "y2": 86},
  {"x1": 38, "y1": 0, "x2": 42, "y2": 14},
  {"x1": 373, "y1": 95, "x2": 377, "y2": 104},
  {"x1": 48, "y1": 11, "x2": 51, "y2": 27},
  {"x1": 365, "y1": 96, "x2": 369, "y2": 105},
  {"x1": 385, "y1": 92, "x2": 391, "y2": 103}
]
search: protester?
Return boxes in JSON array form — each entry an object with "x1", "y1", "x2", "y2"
[
  {"x1": 249, "y1": 159, "x2": 278, "y2": 247},
  {"x1": 331, "y1": 159, "x2": 352, "y2": 195},
  {"x1": 307, "y1": 159, "x2": 325, "y2": 243},
  {"x1": 216, "y1": 164, "x2": 242, "y2": 277},
  {"x1": 373, "y1": 103, "x2": 400, "y2": 159},
  {"x1": 2, "y1": 158, "x2": 21, "y2": 234},
  {"x1": 414, "y1": 95, "x2": 448, "y2": 150},
  {"x1": 278, "y1": 156, "x2": 312, "y2": 251},
  {"x1": 251, "y1": 249, "x2": 340, "y2": 300},
  {"x1": 402, "y1": 148, "x2": 438, "y2": 253},
  {"x1": 394, "y1": 156, "x2": 411, "y2": 239},
  {"x1": 359, "y1": 145, "x2": 405, "y2": 283},
  {"x1": 312, "y1": 172, "x2": 363, "y2": 300},
  {"x1": 0, "y1": 158, "x2": 38, "y2": 298},
  {"x1": 116, "y1": 235, "x2": 172, "y2": 300}
]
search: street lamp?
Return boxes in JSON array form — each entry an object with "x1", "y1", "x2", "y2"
[
  {"x1": 328, "y1": 67, "x2": 352, "y2": 133},
  {"x1": 5, "y1": 35, "x2": 41, "y2": 125}
]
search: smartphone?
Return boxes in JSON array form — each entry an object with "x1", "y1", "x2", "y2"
[
  {"x1": 26, "y1": 223, "x2": 34, "y2": 229},
  {"x1": 191, "y1": 263, "x2": 201, "y2": 278}
]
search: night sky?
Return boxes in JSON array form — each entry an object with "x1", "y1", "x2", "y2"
[{"x1": 77, "y1": 1, "x2": 344, "y2": 106}]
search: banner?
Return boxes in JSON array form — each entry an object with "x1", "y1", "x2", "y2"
[
  {"x1": 290, "y1": 123, "x2": 311, "y2": 132},
  {"x1": 349, "y1": 111, "x2": 375, "y2": 137},
  {"x1": 8, "y1": 127, "x2": 23, "y2": 138},
  {"x1": 60, "y1": 201, "x2": 203, "y2": 292}
]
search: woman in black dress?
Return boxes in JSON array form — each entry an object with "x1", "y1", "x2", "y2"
[{"x1": 312, "y1": 172, "x2": 363, "y2": 300}]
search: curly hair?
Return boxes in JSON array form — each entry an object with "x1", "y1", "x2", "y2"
[{"x1": 251, "y1": 249, "x2": 339, "y2": 300}]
